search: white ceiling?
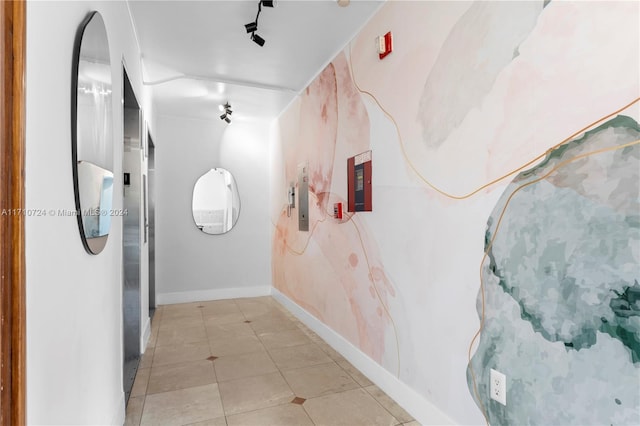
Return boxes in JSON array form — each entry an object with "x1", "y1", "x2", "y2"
[{"x1": 127, "y1": 0, "x2": 384, "y2": 123}]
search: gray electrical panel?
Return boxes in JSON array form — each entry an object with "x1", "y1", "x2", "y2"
[{"x1": 298, "y1": 162, "x2": 309, "y2": 232}]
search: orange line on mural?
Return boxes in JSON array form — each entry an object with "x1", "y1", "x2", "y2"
[
  {"x1": 347, "y1": 43, "x2": 640, "y2": 200},
  {"x1": 347, "y1": 40, "x2": 639, "y2": 424},
  {"x1": 271, "y1": 191, "x2": 402, "y2": 377},
  {"x1": 466, "y1": 138, "x2": 640, "y2": 425},
  {"x1": 344, "y1": 213, "x2": 402, "y2": 377},
  {"x1": 284, "y1": 215, "x2": 327, "y2": 256},
  {"x1": 274, "y1": 191, "x2": 328, "y2": 256}
]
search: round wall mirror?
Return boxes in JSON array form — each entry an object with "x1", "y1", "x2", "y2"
[
  {"x1": 72, "y1": 11, "x2": 114, "y2": 254},
  {"x1": 192, "y1": 168, "x2": 241, "y2": 234}
]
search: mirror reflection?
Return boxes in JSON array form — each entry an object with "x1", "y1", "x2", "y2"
[
  {"x1": 73, "y1": 11, "x2": 113, "y2": 254},
  {"x1": 77, "y1": 161, "x2": 114, "y2": 252},
  {"x1": 192, "y1": 168, "x2": 241, "y2": 234}
]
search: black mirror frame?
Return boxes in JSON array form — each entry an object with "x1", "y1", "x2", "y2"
[{"x1": 71, "y1": 11, "x2": 112, "y2": 255}]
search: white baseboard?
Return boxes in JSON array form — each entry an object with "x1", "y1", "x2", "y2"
[
  {"x1": 272, "y1": 288, "x2": 456, "y2": 426},
  {"x1": 110, "y1": 391, "x2": 125, "y2": 426},
  {"x1": 157, "y1": 286, "x2": 272, "y2": 305},
  {"x1": 141, "y1": 316, "x2": 151, "y2": 353}
]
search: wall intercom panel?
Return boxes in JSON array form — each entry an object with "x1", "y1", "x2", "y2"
[
  {"x1": 287, "y1": 183, "x2": 295, "y2": 208},
  {"x1": 298, "y1": 163, "x2": 309, "y2": 231}
]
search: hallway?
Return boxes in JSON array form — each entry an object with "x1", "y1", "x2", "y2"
[{"x1": 125, "y1": 296, "x2": 418, "y2": 426}]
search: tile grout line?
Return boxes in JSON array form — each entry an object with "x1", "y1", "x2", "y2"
[
  {"x1": 143, "y1": 303, "x2": 222, "y2": 425},
  {"x1": 214, "y1": 298, "x2": 239, "y2": 421},
  {"x1": 135, "y1": 305, "x2": 162, "y2": 426},
  {"x1": 269, "y1": 295, "x2": 402, "y2": 426},
  {"x1": 259, "y1": 312, "x2": 317, "y2": 426},
  {"x1": 198, "y1": 301, "x2": 227, "y2": 423},
  {"x1": 223, "y1": 298, "x2": 276, "y2": 422},
  {"x1": 360, "y1": 384, "x2": 405, "y2": 425},
  {"x1": 224, "y1": 400, "x2": 317, "y2": 425},
  {"x1": 222, "y1": 297, "x2": 314, "y2": 424},
  {"x1": 133, "y1": 298, "x2": 408, "y2": 426}
]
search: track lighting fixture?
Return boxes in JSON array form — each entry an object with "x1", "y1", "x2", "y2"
[
  {"x1": 251, "y1": 33, "x2": 265, "y2": 47},
  {"x1": 244, "y1": 0, "x2": 275, "y2": 47},
  {"x1": 244, "y1": 22, "x2": 257, "y2": 33},
  {"x1": 219, "y1": 102, "x2": 232, "y2": 124}
]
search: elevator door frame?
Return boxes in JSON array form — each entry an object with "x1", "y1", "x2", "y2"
[
  {"x1": 148, "y1": 135, "x2": 156, "y2": 316},
  {"x1": 122, "y1": 66, "x2": 142, "y2": 404}
]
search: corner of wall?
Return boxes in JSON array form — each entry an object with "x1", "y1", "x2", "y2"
[
  {"x1": 111, "y1": 392, "x2": 126, "y2": 426},
  {"x1": 141, "y1": 316, "x2": 151, "y2": 353},
  {"x1": 157, "y1": 286, "x2": 272, "y2": 305},
  {"x1": 272, "y1": 288, "x2": 456, "y2": 426}
]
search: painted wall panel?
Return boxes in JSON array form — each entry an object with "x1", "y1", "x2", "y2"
[
  {"x1": 270, "y1": 1, "x2": 640, "y2": 424},
  {"x1": 469, "y1": 116, "x2": 640, "y2": 425}
]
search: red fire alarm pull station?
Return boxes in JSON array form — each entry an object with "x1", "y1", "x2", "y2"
[
  {"x1": 347, "y1": 150, "x2": 372, "y2": 212},
  {"x1": 334, "y1": 202, "x2": 343, "y2": 220},
  {"x1": 377, "y1": 31, "x2": 392, "y2": 60}
]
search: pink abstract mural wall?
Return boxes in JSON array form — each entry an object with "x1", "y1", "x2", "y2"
[
  {"x1": 271, "y1": 52, "x2": 395, "y2": 365},
  {"x1": 270, "y1": 1, "x2": 639, "y2": 424}
]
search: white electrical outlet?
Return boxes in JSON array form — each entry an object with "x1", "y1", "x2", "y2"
[{"x1": 490, "y1": 368, "x2": 507, "y2": 406}]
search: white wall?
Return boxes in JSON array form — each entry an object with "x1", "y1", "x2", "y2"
[
  {"x1": 154, "y1": 115, "x2": 272, "y2": 303},
  {"x1": 26, "y1": 1, "x2": 151, "y2": 424}
]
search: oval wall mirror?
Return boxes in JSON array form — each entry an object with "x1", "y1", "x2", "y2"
[
  {"x1": 72, "y1": 11, "x2": 114, "y2": 254},
  {"x1": 192, "y1": 168, "x2": 241, "y2": 234}
]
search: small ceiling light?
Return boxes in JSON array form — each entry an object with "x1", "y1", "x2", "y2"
[
  {"x1": 245, "y1": 0, "x2": 274, "y2": 47},
  {"x1": 218, "y1": 104, "x2": 224, "y2": 112},
  {"x1": 251, "y1": 33, "x2": 265, "y2": 47},
  {"x1": 220, "y1": 103, "x2": 233, "y2": 124},
  {"x1": 244, "y1": 22, "x2": 257, "y2": 33}
]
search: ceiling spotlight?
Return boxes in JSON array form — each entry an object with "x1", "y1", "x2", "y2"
[
  {"x1": 245, "y1": 0, "x2": 274, "y2": 47},
  {"x1": 251, "y1": 33, "x2": 265, "y2": 47},
  {"x1": 218, "y1": 104, "x2": 224, "y2": 112},
  {"x1": 220, "y1": 103, "x2": 233, "y2": 124},
  {"x1": 244, "y1": 21, "x2": 257, "y2": 33}
]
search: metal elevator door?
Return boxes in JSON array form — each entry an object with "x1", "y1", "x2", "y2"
[
  {"x1": 122, "y1": 69, "x2": 141, "y2": 404},
  {"x1": 148, "y1": 136, "x2": 156, "y2": 316}
]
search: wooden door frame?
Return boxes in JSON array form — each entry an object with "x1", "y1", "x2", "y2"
[{"x1": 1, "y1": 1, "x2": 26, "y2": 424}]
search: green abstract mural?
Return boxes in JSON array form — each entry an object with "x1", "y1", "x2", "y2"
[{"x1": 468, "y1": 116, "x2": 640, "y2": 425}]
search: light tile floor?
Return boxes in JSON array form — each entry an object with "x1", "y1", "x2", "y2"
[{"x1": 125, "y1": 296, "x2": 420, "y2": 426}]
